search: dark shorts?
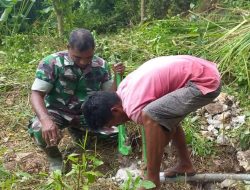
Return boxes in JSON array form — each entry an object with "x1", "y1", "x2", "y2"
[{"x1": 143, "y1": 82, "x2": 221, "y2": 131}]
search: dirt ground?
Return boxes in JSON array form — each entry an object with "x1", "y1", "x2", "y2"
[{"x1": 1, "y1": 122, "x2": 248, "y2": 190}]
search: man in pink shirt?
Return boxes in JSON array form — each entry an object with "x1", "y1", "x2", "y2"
[{"x1": 83, "y1": 55, "x2": 221, "y2": 189}]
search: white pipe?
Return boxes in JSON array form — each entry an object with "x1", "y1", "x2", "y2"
[{"x1": 159, "y1": 172, "x2": 250, "y2": 183}]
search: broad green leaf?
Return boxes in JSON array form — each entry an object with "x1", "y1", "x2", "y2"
[{"x1": 140, "y1": 180, "x2": 156, "y2": 189}]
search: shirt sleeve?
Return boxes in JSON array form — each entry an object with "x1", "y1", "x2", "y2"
[
  {"x1": 31, "y1": 56, "x2": 57, "y2": 93},
  {"x1": 101, "y1": 79, "x2": 113, "y2": 91},
  {"x1": 92, "y1": 56, "x2": 112, "y2": 82},
  {"x1": 31, "y1": 78, "x2": 53, "y2": 93}
]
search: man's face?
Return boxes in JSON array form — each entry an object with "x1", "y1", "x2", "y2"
[
  {"x1": 68, "y1": 47, "x2": 94, "y2": 69},
  {"x1": 105, "y1": 105, "x2": 127, "y2": 128},
  {"x1": 105, "y1": 116, "x2": 123, "y2": 128}
]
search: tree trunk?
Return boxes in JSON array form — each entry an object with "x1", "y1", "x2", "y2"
[
  {"x1": 56, "y1": 12, "x2": 64, "y2": 37},
  {"x1": 140, "y1": 0, "x2": 145, "y2": 23},
  {"x1": 52, "y1": 0, "x2": 64, "y2": 37}
]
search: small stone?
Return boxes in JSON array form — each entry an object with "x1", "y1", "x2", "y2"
[
  {"x1": 3, "y1": 137, "x2": 9, "y2": 143},
  {"x1": 222, "y1": 105, "x2": 228, "y2": 111},
  {"x1": 201, "y1": 130, "x2": 209, "y2": 136},
  {"x1": 207, "y1": 118, "x2": 222, "y2": 128},
  {"x1": 221, "y1": 179, "x2": 237, "y2": 188},
  {"x1": 212, "y1": 129, "x2": 219, "y2": 136},
  {"x1": 205, "y1": 102, "x2": 224, "y2": 114},
  {"x1": 203, "y1": 183, "x2": 220, "y2": 190},
  {"x1": 237, "y1": 150, "x2": 250, "y2": 171},
  {"x1": 207, "y1": 125, "x2": 215, "y2": 131},
  {"x1": 216, "y1": 134, "x2": 229, "y2": 144},
  {"x1": 216, "y1": 92, "x2": 227, "y2": 103},
  {"x1": 216, "y1": 111, "x2": 231, "y2": 123},
  {"x1": 15, "y1": 152, "x2": 33, "y2": 162}
]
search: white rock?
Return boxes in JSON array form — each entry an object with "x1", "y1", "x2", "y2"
[
  {"x1": 200, "y1": 125, "x2": 206, "y2": 130},
  {"x1": 207, "y1": 125, "x2": 215, "y2": 131},
  {"x1": 220, "y1": 179, "x2": 237, "y2": 188},
  {"x1": 237, "y1": 150, "x2": 250, "y2": 171},
  {"x1": 231, "y1": 115, "x2": 246, "y2": 129},
  {"x1": 216, "y1": 111, "x2": 231, "y2": 122},
  {"x1": 212, "y1": 129, "x2": 219, "y2": 136},
  {"x1": 207, "y1": 118, "x2": 222, "y2": 128},
  {"x1": 216, "y1": 92, "x2": 228, "y2": 103},
  {"x1": 234, "y1": 115, "x2": 245, "y2": 124},
  {"x1": 223, "y1": 105, "x2": 228, "y2": 111},
  {"x1": 114, "y1": 163, "x2": 141, "y2": 183},
  {"x1": 207, "y1": 116, "x2": 220, "y2": 125},
  {"x1": 216, "y1": 134, "x2": 229, "y2": 144}
]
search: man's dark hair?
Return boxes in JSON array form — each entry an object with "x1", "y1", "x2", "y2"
[
  {"x1": 83, "y1": 91, "x2": 120, "y2": 130},
  {"x1": 69, "y1": 28, "x2": 95, "y2": 51}
]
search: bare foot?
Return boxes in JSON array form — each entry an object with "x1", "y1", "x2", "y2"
[{"x1": 164, "y1": 164, "x2": 196, "y2": 178}]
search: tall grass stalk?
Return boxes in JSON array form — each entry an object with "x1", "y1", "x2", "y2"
[{"x1": 207, "y1": 19, "x2": 250, "y2": 89}]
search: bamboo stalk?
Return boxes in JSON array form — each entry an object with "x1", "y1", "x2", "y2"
[{"x1": 159, "y1": 173, "x2": 250, "y2": 183}]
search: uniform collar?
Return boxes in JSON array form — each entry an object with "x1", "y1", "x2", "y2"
[{"x1": 63, "y1": 51, "x2": 93, "y2": 74}]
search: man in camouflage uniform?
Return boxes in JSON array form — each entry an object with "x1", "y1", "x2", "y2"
[{"x1": 29, "y1": 28, "x2": 124, "y2": 172}]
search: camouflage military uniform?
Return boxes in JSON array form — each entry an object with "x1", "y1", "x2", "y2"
[{"x1": 29, "y1": 51, "x2": 112, "y2": 147}]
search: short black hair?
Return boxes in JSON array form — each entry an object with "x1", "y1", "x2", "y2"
[
  {"x1": 69, "y1": 28, "x2": 95, "y2": 51},
  {"x1": 82, "y1": 91, "x2": 120, "y2": 130}
]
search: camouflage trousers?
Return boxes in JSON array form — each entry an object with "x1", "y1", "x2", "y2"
[{"x1": 28, "y1": 110, "x2": 87, "y2": 149}]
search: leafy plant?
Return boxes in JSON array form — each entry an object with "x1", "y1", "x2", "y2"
[
  {"x1": 239, "y1": 127, "x2": 250, "y2": 150},
  {"x1": 0, "y1": 0, "x2": 36, "y2": 35},
  {"x1": 0, "y1": 166, "x2": 32, "y2": 189},
  {"x1": 43, "y1": 131, "x2": 103, "y2": 190},
  {"x1": 183, "y1": 116, "x2": 215, "y2": 156},
  {"x1": 44, "y1": 170, "x2": 72, "y2": 190},
  {"x1": 0, "y1": 175, "x2": 17, "y2": 190},
  {"x1": 122, "y1": 171, "x2": 156, "y2": 190}
]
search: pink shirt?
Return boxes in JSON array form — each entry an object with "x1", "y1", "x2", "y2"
[{"x1": 116, "y1": 55, "x2": 220, "y2": 124}]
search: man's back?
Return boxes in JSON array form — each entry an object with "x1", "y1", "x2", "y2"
[{"x1": 117, "y1": 55, "x2": 220, "y2": 123}]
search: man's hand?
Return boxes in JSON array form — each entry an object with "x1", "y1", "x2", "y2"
[
  {"x1": 41, "y1": 117, "x2": 61, "y2": 147},
  {"x1": 31, "y1": 91, "x2": 62, "y2": 147},
  {"x1": 112, "y1": 63, "x2": 125, "y2": 75}
]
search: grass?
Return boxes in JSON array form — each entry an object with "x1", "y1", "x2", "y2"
[
  {"x1": 207, "y1": 19, "x2": 250, "y2": 90},
  {"x1": 183, "y1": 116, "x2": 215, "y2": 156}
]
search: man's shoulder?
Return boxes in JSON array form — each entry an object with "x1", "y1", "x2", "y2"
[
  {"x1": 41, "y1": 51, "x2": 69, "y2": 67},
  {"x1": 91, "y1": 55, "x2": 106, "y2": 68}
]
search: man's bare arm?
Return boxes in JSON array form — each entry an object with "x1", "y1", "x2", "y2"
[{"x1": 31, "y1": 91, "x2": 60, "y2": 146}]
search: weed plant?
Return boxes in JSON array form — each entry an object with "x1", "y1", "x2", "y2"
[
  {"x1": 122, "y1": 171, "x2": 155, "y2": 190},
  {"x1": 0, "y1": 34, "x2": 65, "y2": 129},
  {"x1": 183, "y1": 116, "x2": 215, "y2": 156},
  {"x1": 41, "y1": 132, "x2": 104, "y2": 190}
]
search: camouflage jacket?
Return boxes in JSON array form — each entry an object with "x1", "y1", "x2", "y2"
[{"x1": 31, "y1": 51, "x2": 111, "y2": 121}]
